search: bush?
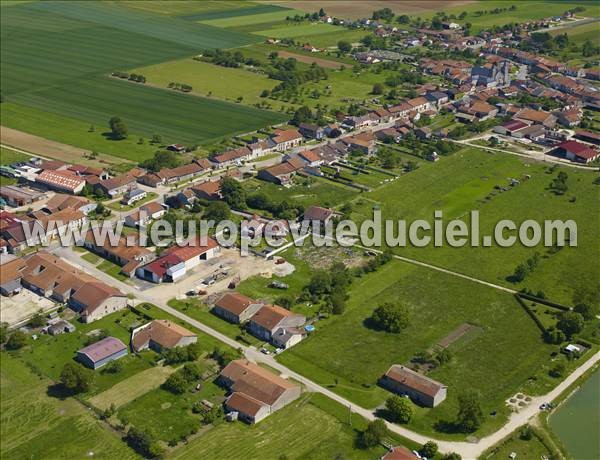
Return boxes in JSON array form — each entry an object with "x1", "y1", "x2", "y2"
[
  {"x1": 557, "y1": 311, "x2": 584, "y2": 338},
  {"x1": 5, "y1": 330, "x2": 28, "y2": 350},
  {"x1": 359, "y1": 419, "x2": 388, "y2": 448},
  {"x1": 420, "y1": 441, "x2": 438, "y2": 458}
]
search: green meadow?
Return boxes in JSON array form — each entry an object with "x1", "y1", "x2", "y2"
[
  {"x1": 351, "y1": 148, "x2": 600, "y2": 307},
  {"x1": 1, "y1": 354, "x2": 137, "y2": 459}
]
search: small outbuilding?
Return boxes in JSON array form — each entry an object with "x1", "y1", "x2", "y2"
[{"x1": 77, "y1": 336, "x2": 127, "y2": 369}]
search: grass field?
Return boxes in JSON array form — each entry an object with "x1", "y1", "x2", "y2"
[
  {"x1": 0, "y1": 146, "x2": 30, "y2": 165},
  {"x1": 277, "y1": 258, "x2": 561, "y2": 438},
  {"x1": 416, "y1": 1, "x2": 599, "y2": 32},
  {"x1": 132, "y1": 58, "x2": 280, "y2": 107},
  {"x1": 1, "y1": 353, "x2": 137, "y2": 459},
  {"x1": 170, "y1": 393, "x2": 402, "y2": 460},
  {"x1": 89, "y1": 365, "x2": 177, "y2": 411},
  {"x1": 484, "y1": 425, "x2": 553, "y2": 459},
  {"x1": 117, "y1": 363, "x2": 225, "y2": 444},
  {"x1": 351, "y1": 148, "x2": 600, "y2": 307},
  {"x1": 244, "y1": 176, "x2": 358, "y2": 211},
  {"x1": 254, "y1": 23, "x2": 341, "y2": 39}
]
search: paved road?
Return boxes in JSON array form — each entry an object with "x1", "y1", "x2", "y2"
[
  {"x1": 54, "y1": 245, "x2": 600, "y2": 457},
  {"x1": 451, "y1": 138, "x2": 598, "y2": 171}
]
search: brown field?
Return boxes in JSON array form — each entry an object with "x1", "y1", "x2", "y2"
[
  {"x1": 260, "y1": 1, "x2": 476, "y2": 20},
  {"x1": 0, "y1": 126, "x2": 130, "y2": 168},
  {"x1": 277, "y1": 50, "x2": 344, "y2": 69}
]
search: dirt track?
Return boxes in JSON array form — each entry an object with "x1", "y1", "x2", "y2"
[
  {"x1": 0, "y1": 125, "x2": 125, "y2": 167},
  {"x1": 261, "y1": 1, "x2": 475, "y2": 20}
]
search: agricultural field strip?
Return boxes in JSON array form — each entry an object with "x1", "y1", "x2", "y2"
[
  {"x1": 21, "y1": 1, "x2": 259, "y2": 49},
  {"x1": 178, "y1": 4, "x2": 290, "y2": 22}
]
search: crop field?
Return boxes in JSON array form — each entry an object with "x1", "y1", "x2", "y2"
[
  {"x1": 132, "y1": 58, "x2": 280, "y2": 107},
  {"x1": 254, "y1": 23, "x2": 341, "y2": 39},
  {"x1": 121, "y1": 0, "x2": 251, "y2": 17},
  {"x1": 0, "y1": 104, "x2": 154, "y2": 163},
  {"x1": 289, "y1": 28, "x2": 371, "y2": 48},
  {"x1": 180, "y1": 3, "x2": 290, "y2": 22},
  {"x1": 199, "y1": 8, "x2": 303, "y2": 28},
  {"x1": 1, "y1": 354, "x2": 136, "y2": 459},
  {"x1": 8, "y1": 76, "x2": 285, "y2": 147},
  {"x1": 170, "y1": 394, "x2": 397, "y2": 460},
  {"x1": 551, "y1": 19, "x2": 600, "y2": 44},
  {"x1": 265, "y1": 1, "x2": 477, "y2": 20},
  {"x1": 277, "y1": 258, "x2": 559, "y2": 437},
  {"x1": 1, "y1": 1, "x2": 287, "y2": 157},
  {"x1": 350, "y1": 148, "x2": 600, "y2": 307}
]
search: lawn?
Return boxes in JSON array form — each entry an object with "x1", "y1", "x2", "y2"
[
  {"x1": 484, "y1": 425, "x2": 554, "y2": 460},
  {"x1": 117, "y1": 366, "x2": 226, "y2": 445},
  {"x1": 132, "y1": 58, "x2": 281, "y2": 108},
  {"x1": 167, "y1": 298, "x2": 262, "y2": 347},
  {"x1": 277, "y1": 258, "x2": 560, "y2": 438},
  {"x1": 244, "y1": 176, "x2": 358, "y2": 211},
  {"x1": 169, "y1": 393, "x2": 401, "y2": 460},
  {"x1": 0, "y1": 353, "x2": 137, "y2": 459},
  {"x1": 351, "y1": 148, "x2": 600, "y2": 307},
  {"x1": 15, "y1": 304, "x2": 235, "y2": 398}
]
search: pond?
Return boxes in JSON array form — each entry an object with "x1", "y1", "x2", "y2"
[{"x1": 550, "y1": 369, "x2": 599, "y2": 460}]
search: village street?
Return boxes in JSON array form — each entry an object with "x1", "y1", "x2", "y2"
[{"x1": 53, "y1": 245, "x2": 600, "y2": 458}]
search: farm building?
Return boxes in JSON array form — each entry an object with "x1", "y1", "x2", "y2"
[
  {"x1": 0, "y1": 257, "x2": 25, "y2": 296},
  {"x1": 131, "y1": 319, "x2": 197, "y2": 353},
  {"x1": 556, "y1": 140, "x2": 600, "y2": 164},
  {"x1": 248, "y1": 305, "x2": 305, "y2": 342},
  {"x1": 35, "y1": 170, "x2": 86, "y2": 194},
  {"x1": 94, "y1": 174, "x2": 136, "y2": 197},
  {"x1": 218, "y1": 359, "x2": 301, "y2": 424},
  {"x1": 69, "y1": 282, "x2": 128, "y2": 323},
  {"x1": 381, "y1": 446, "x2": 419, "y2": 460},
  {"x1": 124, "y1": 202, "x2": 167, "y2": 228},
  {"x1": 77, "y1": 336, "x2": 127, "y2": 369},
  {"x1": 212, "y1": 292, "x2": 264, "y2": 324},
  {"x1": 0, "y1": 186, "x2": 46, "y2": 207},
  {"x1": 121, "y1": 188, "x2": 147, "y2": 206},
  {"x1": 380, "y1": 365, "x2": 447, "y2": 407}
]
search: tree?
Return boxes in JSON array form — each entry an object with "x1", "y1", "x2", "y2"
[
  {"x1": 556, "y1": 311, "x2": 584, "y2": 338},
  {"x1": 520, "y1": 425, "x2": 533, "y2": 440},
  {"x1": 397, "y1": 14, "x2": 410, "y2": 24},
  {"x1": 108, "y1": 116, "x2": 128, "y2": 140},
  {"x1": 574, "y1": 303, "x2": 596, "y2": 321},
  {"x1": 103, "y1": 359, "x2": 123, "y2": 374},
  {"x1": 292, "y1": 105, "x2": 313, "y2": 126},
  {"x1": 359, "y1": 419, "x2": 388, "y2": 448},
  {"x1": 386, "y1": 395, "x2": 413, "y2": 423},
  {"x1": 337, "y1": 40, "x2": 352, "y2": 53},
  {"x1": 5, "y1": 330, "x2": 28, "y2": 350},
  {"x1": 220, "y1": 177, "x2": 247, "y2": 209},
  {"x1": 372, "y1": 83, "x2": 384, "y2": 95},
  {"x1": 163, "y1": 371, "x2": 188, "y2": 394},
  {"x1": 29, "y1": 311, "x2": 46, "y2": 328},
  {"x1": 204, "y1": 201, "x2": 230, "y2": 221},
  {"x1": 431, "y1": 16, "x2": 443, "y2": 30},
  {"x1": 141, "y1": 149, "x2": 182, "y2": 172},
  {"x1": 211, "y1": 347, "x2": 242, "y2": 366},
  {"x1": 456, "y1": 390, "x2": 484, "y2": 432},
  {"x1": 60, "y1": 362, "x2": 94, "y2": 393},
  {"x1": 151, "y1": 134, "x2": 162, "y2": 144},
  {"x1": 420, "y1": 441, "x2": 439, "y2": 458},
  {"x1": 371, "y1": 302, "x2": 409, "y2": 333}
]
